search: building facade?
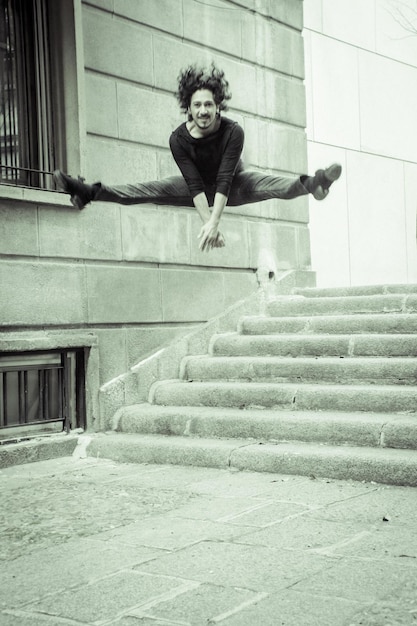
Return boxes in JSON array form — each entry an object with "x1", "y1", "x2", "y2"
[{"x1": 0, "y1": 0, "x2": 310, "y2": 434}]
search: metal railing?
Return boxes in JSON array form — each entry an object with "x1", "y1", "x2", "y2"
[
  {"x1": 0, "y1": 0, "x2": 56, "y2": 191},
  {"x1": 0, "y1": 162, "x2": 56, "y2": 190}
]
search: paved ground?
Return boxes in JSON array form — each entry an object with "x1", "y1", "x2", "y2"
[{"x1": 1, "y1": 453, "x2": 417, "y2": 625}]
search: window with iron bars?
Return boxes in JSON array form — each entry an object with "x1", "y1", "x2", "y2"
[
  {"x1": 0, "y1": 0, "x2": 69, "y2": 190},
  {"x1": 0, "y1": 350, "x2": 86, "y2": 438}
]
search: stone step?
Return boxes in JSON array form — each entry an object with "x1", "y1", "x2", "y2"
[
  {"x1": 182, "y1": 355, "x2": 417, "y2": 385},
  {"x1": 211, "y1": 332, "x2": 417, "y2": 357},
  {"x1": 294, "y1": 284, "x2": 417, "y2": 298},
  {"x1": 266, "y1": 294, "x2": 417, "y2": 317},
  {"x1": 151, "y1": 380, "x2": 417, "y2": 413},
  {"x1": 113, "y1": 404, "x2": 417, "y2": 451},
  {"x1": 87, "y1": 432, "x2": 417, "y2": 486},
  {"x1": 239, "y1": 313, "x2": 417, "y2": 335},
  {"x1": 0, "y1": 434, "x2": 79, "y2": 470}
]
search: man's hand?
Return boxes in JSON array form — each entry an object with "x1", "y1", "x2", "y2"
[
  {"x1": 198, "y1": 221, "x2": 225, "y2": 252},
  {"x1": 214, "y1": 232, "x2": 226, "y2": 248}
]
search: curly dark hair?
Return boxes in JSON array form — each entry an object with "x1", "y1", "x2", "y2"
[{"x1": 175, "y1": 63, "x2": 232, "y2": 115}]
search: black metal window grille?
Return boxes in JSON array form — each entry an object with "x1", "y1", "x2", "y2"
[
  {"x1": 0, "y1": 0, "x2": 56, "y2": 189},
  {"x1": 0, "y1": 350, "x2": 85, "y2": 433}
]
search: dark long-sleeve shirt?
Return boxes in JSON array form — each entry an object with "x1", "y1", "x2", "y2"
[{"x1": 169, "y1": 116, "x2": 244, "y2": 198}]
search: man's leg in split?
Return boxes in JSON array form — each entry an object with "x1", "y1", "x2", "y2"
[
  {"x1": 301, "y1": 164, "x2": 342, "y2": 200},
  {"x1": 227, "y1": 164, "x2": 342, "y2": 206},
  {"x1": 53, "y1": 171, "x2": 194, "y2": 209},
  {"x1": 95, "y1": 177, "x2": 195, "y2": 207}
]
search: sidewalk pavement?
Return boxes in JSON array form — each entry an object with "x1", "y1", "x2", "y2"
[{"x1": 1, "y1": 454, "x2": 417, "y2": 626}]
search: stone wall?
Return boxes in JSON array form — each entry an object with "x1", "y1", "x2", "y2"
[
  {"x1": 0, "y1": 0, "x2": 310, "y2": 429},
  {"x1": 304, "y1": 0, "x2": 417, "y2": 287}
]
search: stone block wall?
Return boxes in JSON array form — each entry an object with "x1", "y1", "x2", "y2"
[{"x1": 0, "y1": 0, "x2": 310, "y2": 429}]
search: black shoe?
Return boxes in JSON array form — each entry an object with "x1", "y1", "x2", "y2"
[
  {"x1": 53, "y1": 170, "x2": 95, "y2": 210},
  {"x1": 306, "y1": 163, "x2": 342, "y2": 200}
]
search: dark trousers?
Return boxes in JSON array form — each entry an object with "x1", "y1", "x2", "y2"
[{"x1": 94, "y1": 171, "x2": 309, "y2": 207}]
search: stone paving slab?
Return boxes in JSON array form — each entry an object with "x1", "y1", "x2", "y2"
[
  {"x1": 209, "y1": 590, "x2": 364, "y2": 626},
  {"x1": 0, "y1": 459, "x2": 193, "y2": 561},
  {"x1": 96, "y1": 514, "x2": 252, "y2": 551},
  {"x1": 26, "y1": 571, "x2": 194, "y2": 624},
  {"x1": 163, "y1": 493, "x2": 275, "y2": 521},
  {"x1": 348, "y1": 577, "x2": 417, "y2": 625},
  {"x1": 136, "y1": 540, "x2": 339, "y2": 591},
  {"x1": 291, "y1": 556, "x2": 417, "y2": 603},
  {"x1": 235, "y1": 515, "x2": 373, "y2": 552},
  {"x1": 127, "y1": 583, "x2": 267, "y2": 625},
  {"x1": 307, "y1": 486, "x2": 417, "y2": 525},
  {"x1": 1, "y1": 456, "x2": 417, "y2": 625},
  {"x1": 330, "y1": 525, "x2": 417, "y2": 559},
  {"x1": 0, "y1": 538, "x2": 167, "y2": 608}
]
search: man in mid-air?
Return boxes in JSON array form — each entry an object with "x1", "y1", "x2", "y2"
[{"x1": 54, "y1": 63, "x2": 341, "y2": 252}]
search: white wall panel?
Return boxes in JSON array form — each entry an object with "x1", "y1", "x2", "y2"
[
  {"x1": 347, "y1": 152, "x2": 407, "y2": 285},
  {"x1": 307, "y1": 142, "x2": 350, "y2": 287},
  {"x1": 308, "y1": 33, "x2": 361, "y2": 149},
  {"x1": 359, "y1": 51, "x2": 417, "y2": 162},
  {"x1": 304, "y1": 0, "x2": 417, "y2": 287},
  {"x1": 303, "y1": 0, "x2": 323, "y2": 32},
  {"x1": 322, "y1": 0, "x2": 376, "y2": 49},
  {"x1": 404, "y1": 162, "x2": 417, "y2": 282}
]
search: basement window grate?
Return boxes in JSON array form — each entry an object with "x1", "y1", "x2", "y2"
[{"x1": 0, "y1": 349, "x2": 86, "y2": 437}]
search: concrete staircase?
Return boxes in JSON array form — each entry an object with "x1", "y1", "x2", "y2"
[{"x1": 91, "y1": 285, "x2": 417, "y2": 486}]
